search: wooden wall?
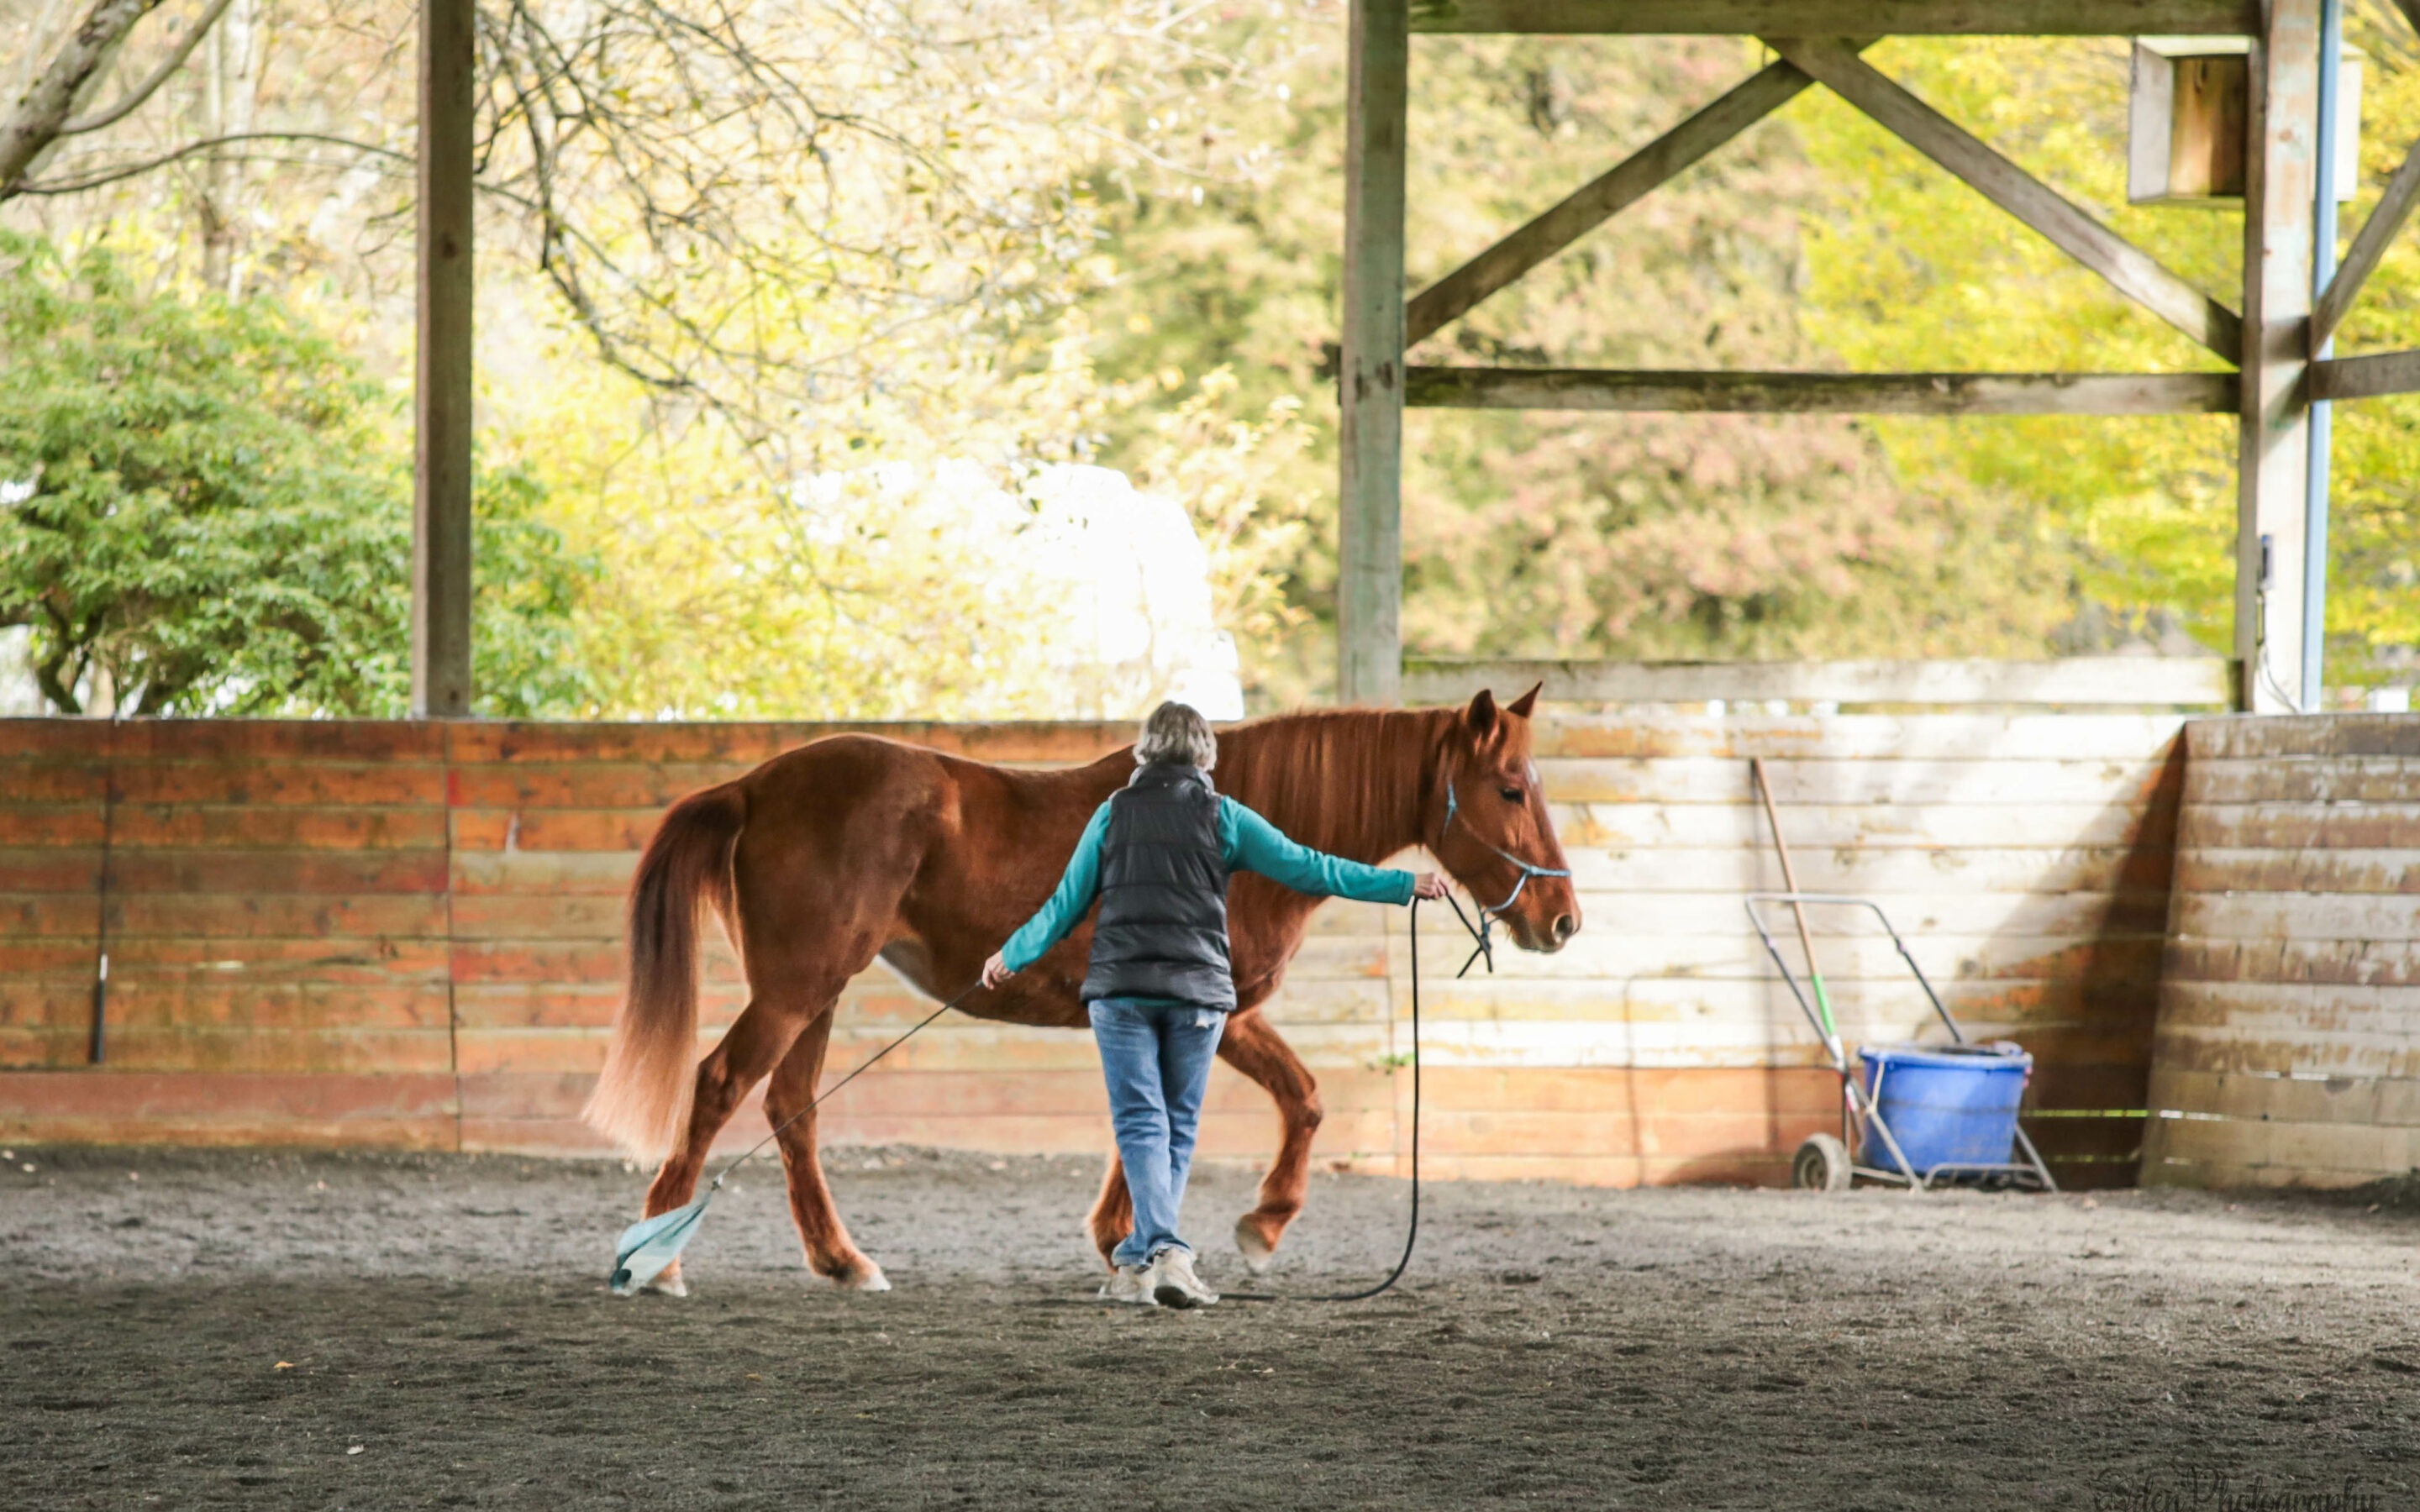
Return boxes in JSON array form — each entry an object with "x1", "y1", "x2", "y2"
[
  {"x1": 1, "y1": 713, "x2": 2187, "y2": 1188},
  {"x1": 2144, "y1": 715, "x2": 2420, "y2": 1188}
]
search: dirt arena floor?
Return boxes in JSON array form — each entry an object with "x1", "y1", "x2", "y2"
[{"x1": 4, "y1": 1144, "x2": 2417, "y2": 1510}]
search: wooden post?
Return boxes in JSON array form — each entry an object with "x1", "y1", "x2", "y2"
[
  {"x1": 413, "y1": 0, "x2": 476, "y2": 718},
  {"x1": 2236, "y1": 0, "x2": 2319, "y2": 713},
  {"x1": 1338, "y1": 0, "x2": 1407, "y2": 706}
]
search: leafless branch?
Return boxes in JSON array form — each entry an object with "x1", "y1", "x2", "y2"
[
  {"x1": 59, "y1": 0, "x2": 239, "y2": 135},
  {"x1": 13, "y1": 129, "x2": 406, "y2": 194}
]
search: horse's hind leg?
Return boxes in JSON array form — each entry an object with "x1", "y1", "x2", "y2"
[
  {"x1": 1216, "y1": 1011, "x2": 1323, "y2": 1273},
  {"x1": 1086, "y1": 1153, "x2": 1134, "y2": 1269},
  {"x1": 639, "y1": 992, "x2": 813, "y2": 1294},
  {"x1": 765, "y1": 1001, "x2": 889, "y2": 1290}
]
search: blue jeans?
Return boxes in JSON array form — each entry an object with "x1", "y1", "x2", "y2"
[{"x1": 1089, "y1": 998, "x2": 1228, "y2": 1268}]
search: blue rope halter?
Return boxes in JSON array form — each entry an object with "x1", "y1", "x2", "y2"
[{"x1": 1435, "y1": 769, "x2": 1573, "y2": 979}]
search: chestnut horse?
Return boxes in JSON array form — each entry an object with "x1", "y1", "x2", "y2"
[{"x1": 584, "y1": 687, "x2": 1580, "y2": 1293}]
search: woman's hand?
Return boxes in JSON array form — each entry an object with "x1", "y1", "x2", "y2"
[
  {"x1": 981, "y1": 951, "x2": 1014, "y2": 990},
  {"x1": 1412, "y1": 871, "x2": 1449, "y2": 900}
]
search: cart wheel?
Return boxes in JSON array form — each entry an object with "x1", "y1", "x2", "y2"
[{"x1": 1792, "y1": 1133, "x2": 1852, "y2": 1193}]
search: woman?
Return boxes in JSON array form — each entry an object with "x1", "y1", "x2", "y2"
[{"x1": 981, "y1": 701, "x2": 1447, "y2": 1309}]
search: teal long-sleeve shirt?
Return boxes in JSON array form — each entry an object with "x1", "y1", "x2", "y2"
[{"x1": 998, "y1": 793, "x2": 1415, "y2": 979}]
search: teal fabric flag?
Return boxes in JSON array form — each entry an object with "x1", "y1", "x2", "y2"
[{"x1": 612, "y1": 1195, "x2": 713, "y2": 1296}]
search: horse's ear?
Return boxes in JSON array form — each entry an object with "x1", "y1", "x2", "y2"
[
  {"x1": 1464, "y1": 688, "x2": 1500, "y2": 738},
  {"x1": 1506, "y1": 682, "x2": 1542, "y2": 719}
]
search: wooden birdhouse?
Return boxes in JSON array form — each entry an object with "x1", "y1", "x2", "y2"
[{"x1": 2129, "y1": 37, "x2": 2360, "y2": 206}]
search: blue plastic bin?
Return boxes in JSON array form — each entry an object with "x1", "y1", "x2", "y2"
[{"x1": 1857, "y1": 1041, "x2": 2032, "y2": 1176}]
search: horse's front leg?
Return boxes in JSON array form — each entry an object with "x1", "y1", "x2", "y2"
[
  {"x1": 765, "y1": 1000, "x2": 890, "y2": 1290},
  {"x1": 1215, "y1": 1009, "x2": 1323, "y2": 1273}
]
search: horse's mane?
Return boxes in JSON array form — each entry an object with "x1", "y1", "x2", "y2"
[{"x1": 1212, "y1": 706, "x2": 1447, "y2": 866}]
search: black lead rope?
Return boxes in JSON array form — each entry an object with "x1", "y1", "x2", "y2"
[{"x1": 1225, "y1": 891, "x2": 1470, "y2": 1305}]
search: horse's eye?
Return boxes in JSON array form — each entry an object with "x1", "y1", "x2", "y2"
[{"x1": 1498, "y1": 785, "x2": 1523, "y2": 803}]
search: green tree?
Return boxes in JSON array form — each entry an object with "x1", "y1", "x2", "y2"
[{"x1": 0, "y1": 232, "x2": 589, "y2": 716}]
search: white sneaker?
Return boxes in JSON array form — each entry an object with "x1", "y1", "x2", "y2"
[
  {"x1": 1098, "y1": 1263, "x2": 1158, "y2": 1306},
  {"x1": 1149, "y1": 1247, "x2": 1218, "y2": 1310}
]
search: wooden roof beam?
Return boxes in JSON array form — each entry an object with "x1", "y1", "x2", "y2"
[
  {"x1": 1407, "y1": 1, "x2": 2257, "y2": 36},
  {"x1": 1402, "y1": 367, "x2": 2239, "y2": 413},
  {"x1": 1407, "y1": 50, "x2": 1875, "y2": 348},
  {"x1": 1771, "y1": 37, "x2": 2243, "y2": 361}
]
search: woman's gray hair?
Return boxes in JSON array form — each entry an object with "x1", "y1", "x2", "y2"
[{"x1": 1135, "y1": 701, "x2": 1217, "y2": 770}]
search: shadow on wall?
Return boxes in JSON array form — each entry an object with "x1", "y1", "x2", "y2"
[{"x1": 1715, "y1": 720, "x2": 2189, "y2": 1192}]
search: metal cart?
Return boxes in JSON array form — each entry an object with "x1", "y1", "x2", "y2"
[{"x1": 1744, "y1": 892, "x2": 2057, "y2": 1194}]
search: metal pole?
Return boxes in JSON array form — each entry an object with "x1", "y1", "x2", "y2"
[
  {"x1": 2303, "y1": 0, "x2": 2343, "y2": 709},
  {"x1": 413, "y1": 0, "x2": 476, "y2": 717},
  {"x1": 1337, "y1": 0, "x2": 1407, "y2": 706}
]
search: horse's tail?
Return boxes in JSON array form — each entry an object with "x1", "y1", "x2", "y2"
[{"x1": 583, "y1": 781, "x2": 747, "y2": 1159}]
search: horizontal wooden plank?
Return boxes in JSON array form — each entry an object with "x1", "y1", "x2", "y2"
[
  {"x1": 1415, "y1": 1065, "x2": 1837, "y2": 1115},
  {"x1": 0, "y1": 806, "x2": 105, "y2": 847},
  {"x1": 101, "y1": 894, "x2": 452, "y2": 940},
  {"x1": 1402, "y1": 369, "x2": 2238, "y2": 418},
  {"x1": 2174, "y1": 848, "x2": 2420, "y2": 895},
  {"x1": 2144, "y1": 1112, "x2": 2420, "y2": 1177},
  {"x1": 2156, "y1": 979, "x2": 2420, "y2": 1037},
  {"x1": 2151, "y1": 1026, "x2": 2420, "y2": 1080},
  {"x1": 1539, "y1": 755, "x2": 2177, "y2": 806},
  {"x1": 111, "y1": 805, "x2": 451, "y2": 851},
  {"x1": 113, "y1": 720, "x2": 445, "y2": 763},
  {"x1": 1404, "y1": 0, "x2": 2257, "y2": 36},
  {"x1": 3, "y1": 1112, "x2": 459, "y2": 1147},
  {"x1": 0, "y1": 976, "x2": 448, "y2": 1032},
  {"x1": 2018, "y1": 1115, "x2": 2144, "y2": 1161},
  {"x1": 110, "y1": 763, "x2": 449, "y2": 807},
  {"x1": 450, "y1": 850, "x2": 638, "y2": 896},
  {"x1": 450, "y1": 808, "x2": 657, "y2": 853},
  {"x1": 2139, "y1": 1154, "x2": 2380, "y2": 1190},
  {"x1": 2180, "y1": 801, "x2": 2420, "y2": 850},
  {"x1": 1565, "y1": 889, "x2": 2174, "y2": 937},
  {"x1": 2149, "y1": 1065, "x2": 2420, "y2": 1126},
  {"x1": 1412, "y1": 659, "x2": 2226, "y2": 708},
  {"x1": 2307, "y1": 349, "x2": 2420, "y2": 403},
  {"x1": 447, "y1": 721, "x2": 1128, "y2": 767},
  {"x1": 1532, "y1": 713, "x2": 2186, "y2": 760},
  {"x1": 2183, "y1": 755, "x2": 2420, "y2": 804},
  {"x1": 1559, "y1": 843, "x2": 2172, "y2": 895},
  {"x1": 1404, "y1": 928, "x2": 2167, "y2": 986},
  {"x1": 46, "y1": 1026, "x2": 455, "y2": 1074},
  {"x1": 0, "y1": 1069, "x2": 459, "y2": 1121},
  {"x1": 1563, "y1": 797, "x2": 2173, "y2": 849},
  {"x1": 2185, "y1": 714, "x2": 2420, "y2": 759},
  {"x1": 2170, "y1": 892, "x2": 2420, "y2": 942},
  {"x1": 2164, "y1": 935, "x2": 2420, "y2": 989}
]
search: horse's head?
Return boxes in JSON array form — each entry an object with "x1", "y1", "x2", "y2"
[{"x1": 1427, "y1": 685, "x2": 1581, "y2": 953}]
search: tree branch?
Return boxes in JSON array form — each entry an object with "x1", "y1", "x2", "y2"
[
  {"x1": 58, "y1": 0, "x2": 239, "y2": 136},
  {"x1": 0, "y1": 0, "x2": 160, "y2": 198},
  {"x1": 11, "y1": 130, "x2": 407, "y2": 195}
]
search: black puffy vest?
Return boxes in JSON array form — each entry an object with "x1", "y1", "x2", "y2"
[{"x1": 1081, "y1": 762, "x2": 1235, "y2": 1010}]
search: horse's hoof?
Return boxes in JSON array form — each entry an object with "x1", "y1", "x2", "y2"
[
  {"x1": 824, "y1": 1259, "x2": 892, "y2": 1292},
  {"x1": 1234, "y1": 1214, "x2": 1278, "y2": 1275},
  {"x1": 640, "y1": 1259, "x2": 689, "y2": 1298}
]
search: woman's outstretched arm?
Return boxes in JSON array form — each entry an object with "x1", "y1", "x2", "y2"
[
  {"x1": 1221, "y1": 798, "x2": 1444, "y2": 903},
  {"x1": 985, "y1": 801, "x2": 1113, "y2": 985}
]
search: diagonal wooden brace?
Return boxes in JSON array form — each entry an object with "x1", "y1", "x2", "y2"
[
  {"x1": 1770, "y1": 36, "x2": 2242, "y2": 361},
  {"x1": 1406, "y1": 47, "x2": 1873, "y2": 349},
  {"x1": 2314, "y1": 134, "x2": 2420, "y2": 350}
]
